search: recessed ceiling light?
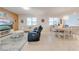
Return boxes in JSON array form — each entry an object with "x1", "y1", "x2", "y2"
[{"x1": 22, "y1": 7, "x2": 30, "y2": 10}]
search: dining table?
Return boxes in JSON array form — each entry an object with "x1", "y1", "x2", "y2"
[{"x1": 54, "y1": 27, "x2": 72, "y2": 39}]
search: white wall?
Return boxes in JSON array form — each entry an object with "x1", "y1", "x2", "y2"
[{"x1": 19, "y1": 15, "x2": 27, "y2": 30}]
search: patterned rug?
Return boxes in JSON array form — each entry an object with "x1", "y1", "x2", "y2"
[{"x1": 0, "y1": 33, "x2": 27, "y2": 51}]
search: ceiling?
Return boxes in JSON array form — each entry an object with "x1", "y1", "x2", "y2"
[{"x1": 3, "y1": 7, "x2": 79, "y2": 17}]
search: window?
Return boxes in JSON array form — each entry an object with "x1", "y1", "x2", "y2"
[
  {"x1": 65, "y1": 15, "x2": 79, "y2": 26},
  {"x1": 27, "y1": 17, "x2": 32, "y2": 26},
  {"x1": 27, "y1": 17, "x2": 37, "y2": 26},
  {"x1": 49, "y1": 17, "x2": 60, "y2": 25},
  {"x1": 49, "y1": 18, "x2": 54, "y2": 25},
  {"x1": 53, "y1": 18, "x2": 60, "y2": 25},
  {"x1": 32, "y1": 17, "x2": 37, "y2": 25}
]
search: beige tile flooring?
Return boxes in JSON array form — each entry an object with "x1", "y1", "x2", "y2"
[{"x1": 21, "y1": 32, "x2": 79, "y2": 51}]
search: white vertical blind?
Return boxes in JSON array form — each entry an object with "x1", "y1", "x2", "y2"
[
  {"x1": 49, "y1": 18, "x2": 54, "y2": 25},
  {"x1": 27, "y1": 17, "x2": 32, "y2": 26},
  {"x1": 32, "y1": 17, "x2": 37, "y2": 25},
  {"x1": 49, "y1": 17, "x2": 60, "y2": 25},
  {"x1": 27, "y1": 17, "x2": 37, "y2": 26}
]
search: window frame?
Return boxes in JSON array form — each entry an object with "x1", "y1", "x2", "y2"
[{"x1": 27, "y1": 17, "x2": 37, "y2": 26}]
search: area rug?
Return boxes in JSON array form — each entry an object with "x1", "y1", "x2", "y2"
[{"x1": 0, "y1": 33, "x2": 27, "y2": 51}]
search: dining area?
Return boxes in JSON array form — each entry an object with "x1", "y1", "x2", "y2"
[{"x1": 53, "y1": 24, "x2": 79, "y2": 40}]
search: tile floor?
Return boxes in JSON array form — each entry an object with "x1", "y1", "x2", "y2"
[{"x1": 21, "y1": 32, "x2": 79, "y2": 51}]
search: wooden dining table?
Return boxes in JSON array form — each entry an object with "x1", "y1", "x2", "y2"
[{"x1": 54, "y1": 27, "x2": 72, "y2": 39}]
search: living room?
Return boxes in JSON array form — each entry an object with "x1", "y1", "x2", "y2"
[{"x1": 0, "y1": 7, "x2": 79, "y2": 51}]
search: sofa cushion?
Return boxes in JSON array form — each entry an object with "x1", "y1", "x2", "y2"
[{"x1": 0, "y1": 25, "x2": 11, "y2": 30}]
